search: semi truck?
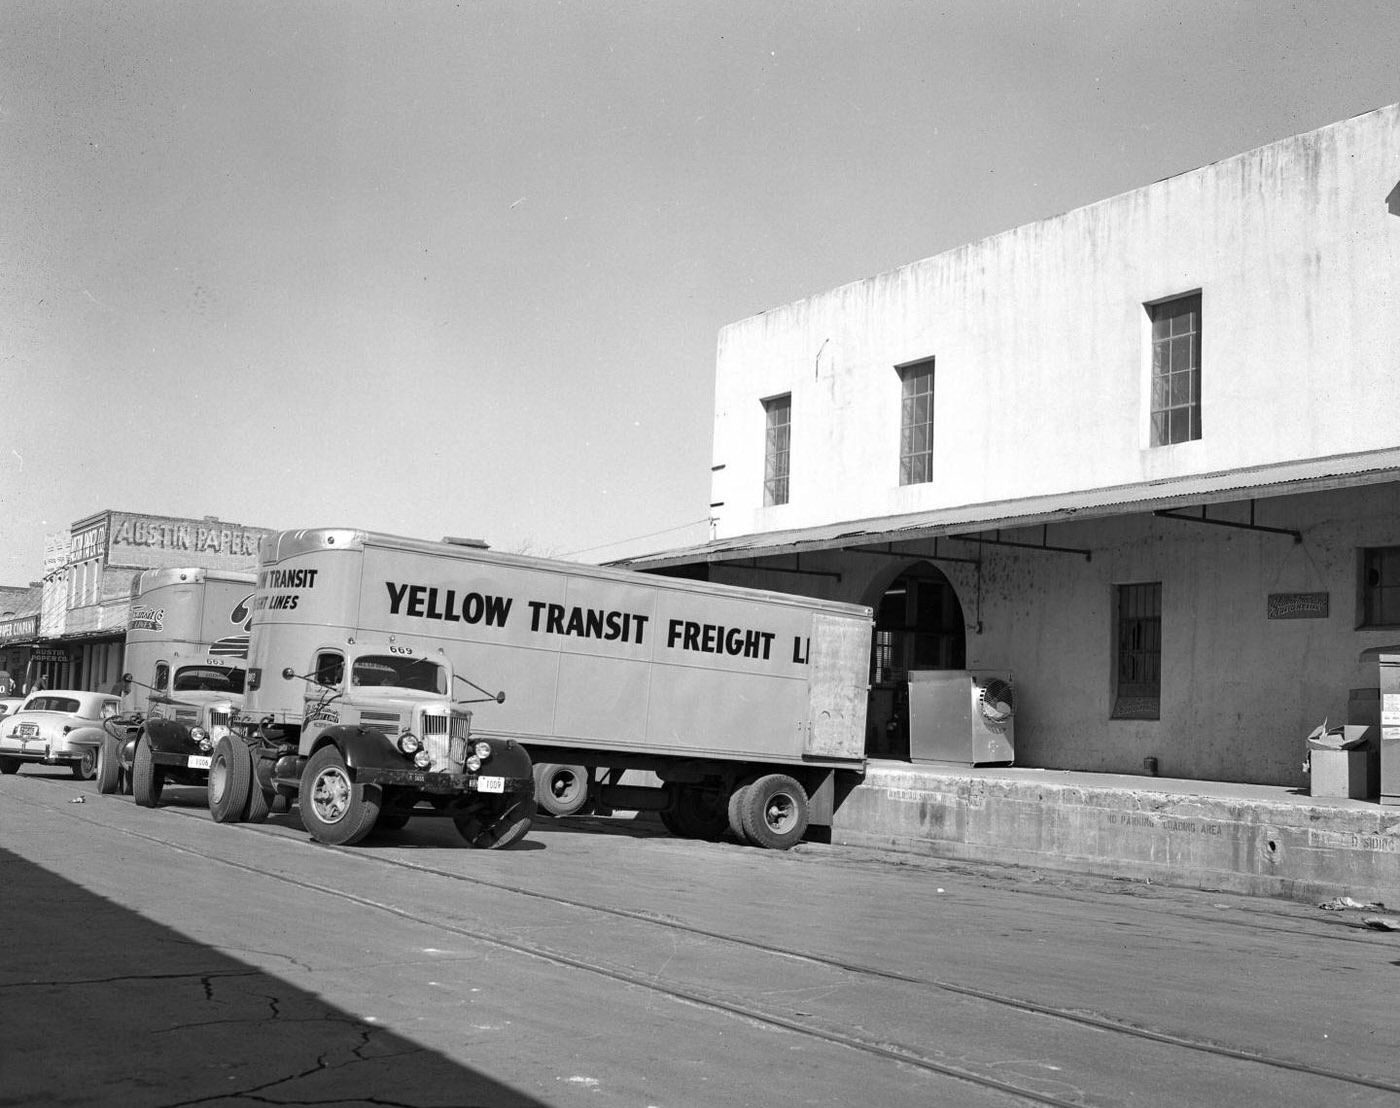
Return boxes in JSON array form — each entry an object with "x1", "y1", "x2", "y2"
[
  {"x1": 214, "y1": 528, "x2": 871, "y2": 850},
  {"x1": 100, "y1": 568, "x2": 256, "y2": 805}
]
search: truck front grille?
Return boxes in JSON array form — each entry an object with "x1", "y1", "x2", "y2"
[
  {"x1": 419, "y1": 712, "x2": 471, "y2": 773},
  {"x1": 209, "y1": 710, "x2": 231, "y2": 729}
]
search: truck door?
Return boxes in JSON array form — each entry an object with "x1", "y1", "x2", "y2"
[
  {"x1": 302, "y1": 650, "x2": 345, "y2": 742},
  {"x1": 804, "y1": 613, "x2": 870, "y2": 760}
]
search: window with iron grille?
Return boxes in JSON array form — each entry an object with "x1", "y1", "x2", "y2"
[
  {"x1": 1149, "y1": 294, "x2": 1201, "y2": 446},
  {"x1": 1362, "y1": 546, "x2": 1400, "y2": 627},
  {"x1": 898, "y1": 359, "x2": 934, "y2": 485},
  {"x1": 762, "y1": 394, "x2": 791, "y2": 507},
  {"x1": 1113, "y1": 582, "x2": 1161, "y2": 719}
]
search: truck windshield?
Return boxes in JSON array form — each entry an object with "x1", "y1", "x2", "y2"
[
  {"x1": 173, "y1": 666, "x2": 246, "y2": 695},
  {"x1": 351, "y1": 655, "x2": 445, "y2": 694}
]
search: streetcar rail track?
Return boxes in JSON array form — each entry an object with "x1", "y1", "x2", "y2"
[{"x1": 20, "y1": 786, "x2": 1400, "y2": 1104}]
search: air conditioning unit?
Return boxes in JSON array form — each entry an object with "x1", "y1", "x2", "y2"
[{"x1": 906, "y1": 670, "x2": 1015, "y2": 766}]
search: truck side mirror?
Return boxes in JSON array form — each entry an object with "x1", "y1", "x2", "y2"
[{"x1": 282, "y1": 667, "x2": 296, "y2": 680}]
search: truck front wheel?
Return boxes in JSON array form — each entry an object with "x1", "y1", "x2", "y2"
[
  {"x1": 454, "y1": 795, "x2": 535, "y2": 849},
  {"x1": 96, "y1": 735, "x2": 122, "y2": 794},
  {"x1": 738, "y1": 774, "x2": 809, "y2": 850},
  {"x1": 132, "y1": 736, "x2": 164, "y2": 808},
  {"x1": 208, "y1": 736, "x2": 252, "y2": 823},
  {"x1": 300, "y1": 746, "x2": 381, "y2": 846}
]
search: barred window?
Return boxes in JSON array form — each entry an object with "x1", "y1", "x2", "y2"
[
  {"x1": 898, "y1": 359, "x2": 934, "y2": 485},
  {"x1": 763, "y1": 394, "x2": 791, "y2": 507},
  {"x1": 1149, "y1": 294, "x2": 1201, "y2": 446},
  {"x1": 1113, "y1": 582, "x2": 1161, "y2": 719}
]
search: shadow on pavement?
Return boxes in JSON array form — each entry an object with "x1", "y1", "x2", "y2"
[{"x1": 0, "y1": 848, "x2": 548, "y2": 1108}]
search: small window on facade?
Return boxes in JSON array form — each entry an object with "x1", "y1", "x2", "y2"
[
  {"x1": 762, "y1": 394, "x2": 791, "y2": 507},
  {"x1": 898, "y1": 359, "x2": 934, "y2": 485},
  {"x1": 154, "y1": 662, "x2": 169, "y2": 693},
  {"x1": 1149, "y1": 293, "x2": 1201, "y2": 446},
  {"x1": 1362, "y1": 546, "x2": 1400, "y2": 627},
  {"x1": 1113, "y1": 582, "x2": 1161, "y2": 720}
]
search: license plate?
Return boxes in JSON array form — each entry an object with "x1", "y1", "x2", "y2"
[
  {"x1": 17, "y1": 724, "x2": 37, "y2": 737},
  {"x1": 476, "y1": 775, "x2": 505, "y2": 794},
  {"x1": 187, "y1": 755, "x2": 211, "y2": 770}
]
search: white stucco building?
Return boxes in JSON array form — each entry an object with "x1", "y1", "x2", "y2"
[{"x1": 620, "y1": 103, "x2": 1400, "y2": 788}]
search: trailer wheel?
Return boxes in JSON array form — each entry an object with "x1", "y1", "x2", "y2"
[
  {"x1": 455, "y1": 795, "x2": 535, "y2": 849},
  {"x1": 534, "y1": 763, "x2": 591, "y2": 818},
  {"x1": 666, "y1": 784, "x2": 729, "y2": 841},
  {"x1": 270, "y1": 792, "x2": 291, "y2": 814},
  {"x1": 244, "y1": 777, "x2": 272, "y2": 825},
  {"x1": 132, "y1": 736, "x2": 164, "y2": 808},
  {"x1": 96, "y1": 734, "x2": 122, "y2": 794},
  {"x1": 300, "y1": 746, "x2": 381, "y2": 846},
  {"x1": 738, "y1": 774, "x2": 809, "y2": 850},
  {"x1": 726, "y1": 776, "x2": 760, "y2": 843},
  {"x1": 208, "y1": 736, "x2": 252, "y2": 823},
  {"x1": 71, "y1": 746, "x2": 98, "y2": 780}
]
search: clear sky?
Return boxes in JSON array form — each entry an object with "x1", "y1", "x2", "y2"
[{"x1": 1, "y1": 1, "x2": 1395, "y2": 583}]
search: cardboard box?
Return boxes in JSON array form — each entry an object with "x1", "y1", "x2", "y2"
[{"x1": 1310, "y1": 747, "x2": 1370, "y2": 799}]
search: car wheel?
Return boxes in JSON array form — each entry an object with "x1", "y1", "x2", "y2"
[
  {"x1": 71, "y1": 747, "x2": 98, "y2": 780},
  {"x1": 1, "y1": 755, "x2": 21, "y2": 775},
  {"x1": 299, "y1": 746, "x2": 381, "y2": 846}
]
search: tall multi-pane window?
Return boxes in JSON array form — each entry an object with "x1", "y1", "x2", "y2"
[
  {"x1": 1113, "y1": 582, "x2": 1162, "y2": 719},
  {"x1": 898, "y1": 359, "x2": 934, "y2": 485},
  {"x1": 762, "y1": 394, "x2": 791, "y2": 507},
  {"x1": 1362, "y1": 546, "x2": 1400, "y2": 627},
  {"x1": 1149, "y1": 293, "x2": 1201, "y2": 446}
]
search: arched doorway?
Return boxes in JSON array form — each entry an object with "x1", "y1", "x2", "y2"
[{"x1": 865, "y1": 561, "x2": 967, "y2": 759}]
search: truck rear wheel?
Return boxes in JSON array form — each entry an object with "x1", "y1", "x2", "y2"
[
  {"x1": 300, "y1": 746, "x2": 381, "y2": 846},
  {"x1": 208, "y1": 736, "x2": 252, "y2": 823},
  {"x1": 726, "y1": 776, "x2": 760, "y2": 843},
  {"x1": 132, "y1": 736, "x2": 164, "y2": 808},
  {"x1": 738, "y1": 774, "x2": 809, "y2": 850},
  {"x1": 96, "y1": 735, "x2": 122, "y2": 794},
  {"x1": 534, "y1": 763, "x2": 591, "y2": 818},
  {"x1": 455, "y1": 795, "x2": 535, "y2": 849}
]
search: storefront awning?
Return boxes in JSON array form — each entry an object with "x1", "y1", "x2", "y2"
[{"x1": 610, "y1": 447, "x2": 1400, "y2": 571}]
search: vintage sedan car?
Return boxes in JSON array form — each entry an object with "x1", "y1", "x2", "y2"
[
  {"x1": 0, "y1": 690, "x2": 121, "y2": 779},
  {"x1": 0, "y1": 696, "x2": 25, "y2": 719}
]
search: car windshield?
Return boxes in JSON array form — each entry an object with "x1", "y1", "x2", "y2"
[
  {"x1": 174, "y1": 666, "x2": 246, "y2": 695},
  {"x1": 350, "y1": 654, "x2": 445, "y2": 694}
]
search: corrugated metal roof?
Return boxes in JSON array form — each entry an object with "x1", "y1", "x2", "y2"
[{"x1": 611, "y1": 447, "x2": 1400, "y2": 570}]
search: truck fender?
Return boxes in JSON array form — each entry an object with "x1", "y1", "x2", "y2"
[
  {"x1": 144, "y1": 715, "x2": 193, "y2": 753},
  {"x1": 481, "y1": 739, "x2": 533, "y2": 788},
  {"x1": 312, "y1": 724, "x2": 410, "y2": 772}
]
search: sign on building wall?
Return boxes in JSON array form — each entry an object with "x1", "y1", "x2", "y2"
[
  {"x1": 105, "y1": 513, "x2": 272, "y2": 571},
  {"x1": 1267, "y1": 592, "x2": 1330, "y2": 620},
  {"x1": 0, "y1": 615, "x2": 38, "y2": 643}
]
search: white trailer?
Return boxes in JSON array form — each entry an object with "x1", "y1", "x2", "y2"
[
  {"x1": 224, "y1": 528, "x2": 870, "y2": 849},
  {"x1": 108, "y1": 568, "x2": 256, "y2": 806}
]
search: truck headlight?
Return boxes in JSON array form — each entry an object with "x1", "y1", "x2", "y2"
[
  {"x1": 397, "y1": 732, "x2": 421, "y2": 755},
  {"x1": 473, "y1": 740, "x2": 492, "y2": 760},
  {"x1": 191, "y1": 726, "x2": 208, "y2": 745},
  {"x1": 413, "y1": 749, "x2": 432, "y2": 769},
  {"x1": 466, "y1": 754, "x2": 483, "y2": 771}
]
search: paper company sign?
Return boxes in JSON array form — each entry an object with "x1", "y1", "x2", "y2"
[{"x1": 109, "y1": 515, "x2": 269, "y2": 559}]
